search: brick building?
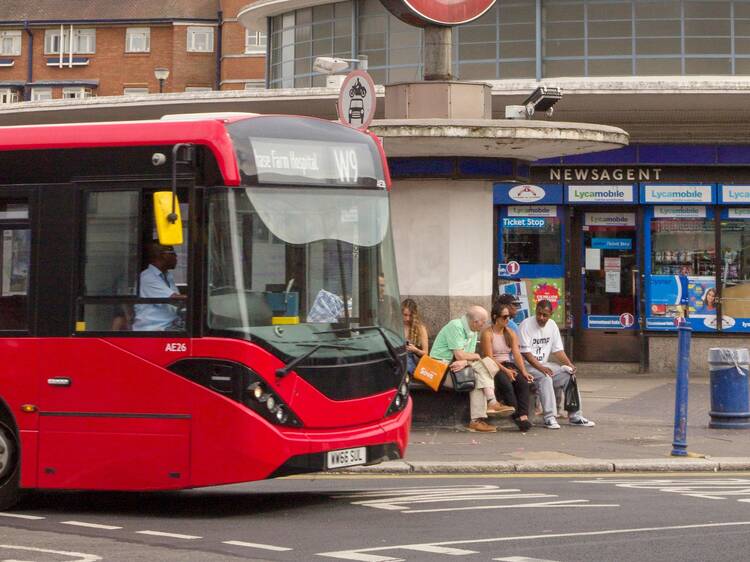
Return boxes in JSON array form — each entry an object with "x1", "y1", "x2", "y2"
[{"x1": 0, "y1": 0, "x2": 265, "y2": 102}]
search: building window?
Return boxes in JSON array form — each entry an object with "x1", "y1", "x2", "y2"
[
  {"x1": 0, "y1": 31, "x2": 22, "y2": 56},
  {"x1": 245, "y1": 29, "x2": 267, "y2": 53},
  {"x1": 62, "y1": 87, "x2": 94, "y2": 99},
  {"x1": 123, "y1": 87, "x2": 149, "y2": 95},
  {"x1": 184, "y1": 86, "x2": 212, "y2": 92},
  {"x1": 187, "y1": 26, "x2": 214, "y2": 52},
  {"x1": 125, "y1": 28, "x2": 150, "y2": 53},
  {"x1": 45, "y1": 28, "x2": 96, "y2": 55},
  {"x1": 31, "y1": 88, "x2": 52, "y2": 101},
  {"x1": 0, "y1": 89, "x2": 19, "y2": 104}
]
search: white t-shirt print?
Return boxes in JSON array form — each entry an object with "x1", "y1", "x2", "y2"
[{"x1": 519, "y1": 317, "x2": 564, "y2": 364}]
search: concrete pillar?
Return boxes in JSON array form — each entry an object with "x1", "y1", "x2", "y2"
[
  {"x1": 423, "y1": 26, "x2": 453, "y2": 81},
  {"x1": 389, "y1": 178, "x2": 494, "y2": 335}
]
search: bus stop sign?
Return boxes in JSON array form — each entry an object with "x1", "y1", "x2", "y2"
[
  {"x1": 380, "y1": 0, "x2": 496, "y2": 27},
  {"x1": 338, "y1": 70, "x2": 377, "y2": 130}
]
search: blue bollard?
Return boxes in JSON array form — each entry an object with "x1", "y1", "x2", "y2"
[{"x1": 671, "y1": 324, "x2": 692, "y2": 456}]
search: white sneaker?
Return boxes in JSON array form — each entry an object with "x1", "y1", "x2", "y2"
[
  {"x1": 569, "y1": 416, "x2": 595, "y2": 427},
  {"x1": 544, "y1": 418, "x2": 561, "y2": 429}
]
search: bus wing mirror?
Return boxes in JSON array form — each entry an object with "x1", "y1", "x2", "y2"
[{"x1": 153, "y1": 191, "x2": 184, "y2": 246}]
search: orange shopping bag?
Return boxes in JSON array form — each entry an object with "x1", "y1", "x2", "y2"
[{"x1": 413, "y1": 355, "x2": 449, "y2": 392}]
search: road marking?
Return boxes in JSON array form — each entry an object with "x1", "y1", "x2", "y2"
[
  {"x1": 222, "y1": 540, "x2": 292, "y2": 552},
  {"x1": 61, "y1": 521, "x2": 122, "y2": 530},
  {"x1": 336, "y1": 485, "x2": 616, "y2": 514},
  {"x1": 403, "y1": 545, "x2": 477, "y2": 555},
  {"x1": 136, "y1": 530, "x2": 202, "y2": 540},
  {"x1": 316, "y1": 521, "x2": 750, "y2": 561},
  {"x1": 0, "y1": 514, "x2": 44, "y2": 520},
  {"x1": 405, "y1": 499, "x2": 618, "y2": 514},
  {"x1": 494, "y1": 557, "x2": 559, "y2": 562},
  {"x1": 0, "y1": 544, "x2": 101, "y2": 562},
  {"x1": 576, "y1": 477, "x2": 750, "y2": 502}
]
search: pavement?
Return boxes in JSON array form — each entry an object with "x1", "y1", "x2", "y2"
[{"x1": 349, "y1": 374, "x2": 750, "y2": 474}]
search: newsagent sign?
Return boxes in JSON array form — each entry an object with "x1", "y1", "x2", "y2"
[{"x1": 380, "y1": 0, "x2": 496, "y2": 27}]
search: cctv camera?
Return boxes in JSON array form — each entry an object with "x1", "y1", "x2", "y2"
[
  {"x1": 522, "y1": 86, "x2": 562, "y2": 113},
  {"x1": 152, "y1": 153, "x2": 167, "y2": 166}
]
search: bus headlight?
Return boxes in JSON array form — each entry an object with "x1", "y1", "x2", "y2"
[
  {"x1": 245, "y1": 380, "x2": 301, "y2": 427},
  {"x1": 266, "y1": 395, "x2": 276, "y2": 411}
]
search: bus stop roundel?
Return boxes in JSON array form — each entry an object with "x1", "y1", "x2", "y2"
[
  {"x1": 338, "y1": 70, "x2": 377, "y2": 130},
  {"x1": 380, "y1": 0, "x2": 497, "y2": 27}
]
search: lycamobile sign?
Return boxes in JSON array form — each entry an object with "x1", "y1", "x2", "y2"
[
  {"x1": 566, "y1": 185, "x2": 634, "y2": 203},
  {"x1": 721, "y1": 185, "x2": 750, "y2": 203},
  {"x1": 642, "y1": 184, "x2": 713, "y2": 204}
]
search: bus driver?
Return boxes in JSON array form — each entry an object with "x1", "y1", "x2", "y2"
[{"x1": 132, "y1": 241, "x2": 187, "y2": 331}]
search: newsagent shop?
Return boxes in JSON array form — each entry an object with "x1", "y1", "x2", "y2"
[{"x1": 495, "y1": 146, "x2": 750, "y2": 368}]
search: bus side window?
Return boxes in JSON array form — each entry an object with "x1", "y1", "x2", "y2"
[
  {"x1": 0, "y1": 202, "x2": 31, "y2": 331},
  {"x1": 79, "y1": 191, "x2": 140, "y2": 332}
]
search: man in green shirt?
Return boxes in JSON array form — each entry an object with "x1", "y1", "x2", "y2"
[{"x1": 431, "y1": 305, "x2": 510, "y2": 432}]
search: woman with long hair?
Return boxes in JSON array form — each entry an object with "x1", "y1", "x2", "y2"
[
  {"x1": 402, "y1": 298, "x2": 429, "y2": 375},
  {"x1": 480, "y1": 301, "x2": 533, "y2": 432}
]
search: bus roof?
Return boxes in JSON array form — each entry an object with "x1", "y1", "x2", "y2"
[{"x1": 0, "y1": 116, "x2": 253, "y2": 186}]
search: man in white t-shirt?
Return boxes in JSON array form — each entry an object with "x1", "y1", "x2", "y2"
[{"x1": 519, "y1": 300, "x2": 595, "y2": 429}]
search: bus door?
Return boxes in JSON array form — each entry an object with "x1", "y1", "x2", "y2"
[
  {"x1": 0, "y1": 194, "x2": 39, "y2": 487},
  {"x1": 36, "y1": 186, "x2": 192, "y2": 490}
]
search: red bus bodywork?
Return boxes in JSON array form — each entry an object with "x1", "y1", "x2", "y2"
[{"x1": 0, "y1": 115, "x2": 410, "y2": 494}]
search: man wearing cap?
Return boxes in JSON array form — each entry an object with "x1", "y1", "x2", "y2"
[{"x1": 133, "y1": 240, "x2": 187, "y2": 331}]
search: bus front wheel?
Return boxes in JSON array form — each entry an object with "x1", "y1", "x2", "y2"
[{"x1": 0, "y1": 422, "x2": 19, "y2": 511}]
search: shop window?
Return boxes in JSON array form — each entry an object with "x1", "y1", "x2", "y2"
[
  {"x1": 0, "y1": 202, "x2": 30, "y2": 331},
  {"x1": 720, "y1": 215, "x2": 750, "y2": 326},
  {"x1": 502, "y1": 214, "x2": 562, "y2": 265}
]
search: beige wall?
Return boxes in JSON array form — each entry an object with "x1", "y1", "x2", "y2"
[{"x1": 390, "y1": 178, "x2": 494, "y2": 333}]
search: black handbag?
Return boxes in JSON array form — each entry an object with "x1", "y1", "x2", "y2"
[
  {"x1": 449, "y1": 366, "x2": 476, "y2": 392},
  {"x1": 564, "y1": 374, "x2": 581, "y2": 412}
]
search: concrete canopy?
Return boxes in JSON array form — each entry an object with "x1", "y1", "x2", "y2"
[{"x1": 370, "y1": 119, "x2": 628, "y2": 160}]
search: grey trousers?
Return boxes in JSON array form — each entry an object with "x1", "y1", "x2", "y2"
[{"x1": 526, "y1": 362, "x2": 582, "y2": 421}]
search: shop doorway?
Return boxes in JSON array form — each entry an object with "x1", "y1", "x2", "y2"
[{"x1": 572, "y1": 209, "x2": 640, "y2": 362}]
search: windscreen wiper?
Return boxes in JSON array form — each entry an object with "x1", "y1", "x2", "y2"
[
  {"x1": 275, "y1": 342, "x2": 366, "y2": 378},
  {"x1": 319, "y1": 325, "x2": 403, "y2": 374}
]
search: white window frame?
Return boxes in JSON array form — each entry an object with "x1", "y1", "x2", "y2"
[
  {"x1": 62, "y1": 87, "x2": 93, "y2": 99},
  {"x1": 31, "y1": 88, "x2": 52, "y2": 101},
  {"x1": 123, "y1": 87, "x2": 149, "y2": 96},
  {"x1": 187, "y1": 26, "x2": 214, "y2": 53},
  {"x1": 125, "y1": 27, "x2": 150, "y2": 53},
  {"x1": 0, "y1": 31, "x2": 22, "y2": 56},
  {"x1": 244, "y1": 29, "x2": 266, "y2": 54},
  {"x1": 45, "y1": 28, "x2": 96, "y2": 55},
  {"x1": 0, "y1": 89, "x2": 19, "y2": 104}
]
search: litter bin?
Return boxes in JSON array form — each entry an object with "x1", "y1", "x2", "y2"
[{"x1": 708, "y1": 348, "x2": 750, "y2": 429}]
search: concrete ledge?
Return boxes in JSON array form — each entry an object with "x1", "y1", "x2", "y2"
[{"x1": 330, "y1": 457, "x2": 750, "y2": 475}]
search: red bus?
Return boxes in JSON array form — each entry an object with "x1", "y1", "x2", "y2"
[{"x1": 0, "y1": 113, "x2": 411, "y2": 509}]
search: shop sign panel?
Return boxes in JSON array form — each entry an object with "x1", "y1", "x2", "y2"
[
  {"x1": 493, "y1": 183, "x2": 562, "y2": 205},
  {"x1": 566, "y1": 184, "x2": 636, "y2": 204},
  {"x1": 653, "y1": 206, "x2": 707, "y2": 218},
  {"x1": 728, "y1": 208, "x2": 750, "y2": 218},
  {"x1": 646, "y1": 274, "x2": 728, "y2": 332},
  {"x1": 507, "y1": 205, "x2": 557, "y2": 217},
  {"x1": 641, "y1": 184, "x2": 714, "y2": 204},
  {"x1": 593, "y1": 238, "x2": 632, "y2": 250},
  {"x1": 584, "y1": 212, "x2": 636, "y2": 227},
  {"x1": 502, "y1": 217, "x2": 547, "y2": 228},
  {"x1": 720, "y1": 185, "x2": 750, "y2": 205},
  {"x1": 586, "y1": 315, "x2": 629, "y2": 329}
]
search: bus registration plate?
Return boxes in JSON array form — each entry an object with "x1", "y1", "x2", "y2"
[{"x1": 327, "y1": 447, "x2": 366, "y2": 469}]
